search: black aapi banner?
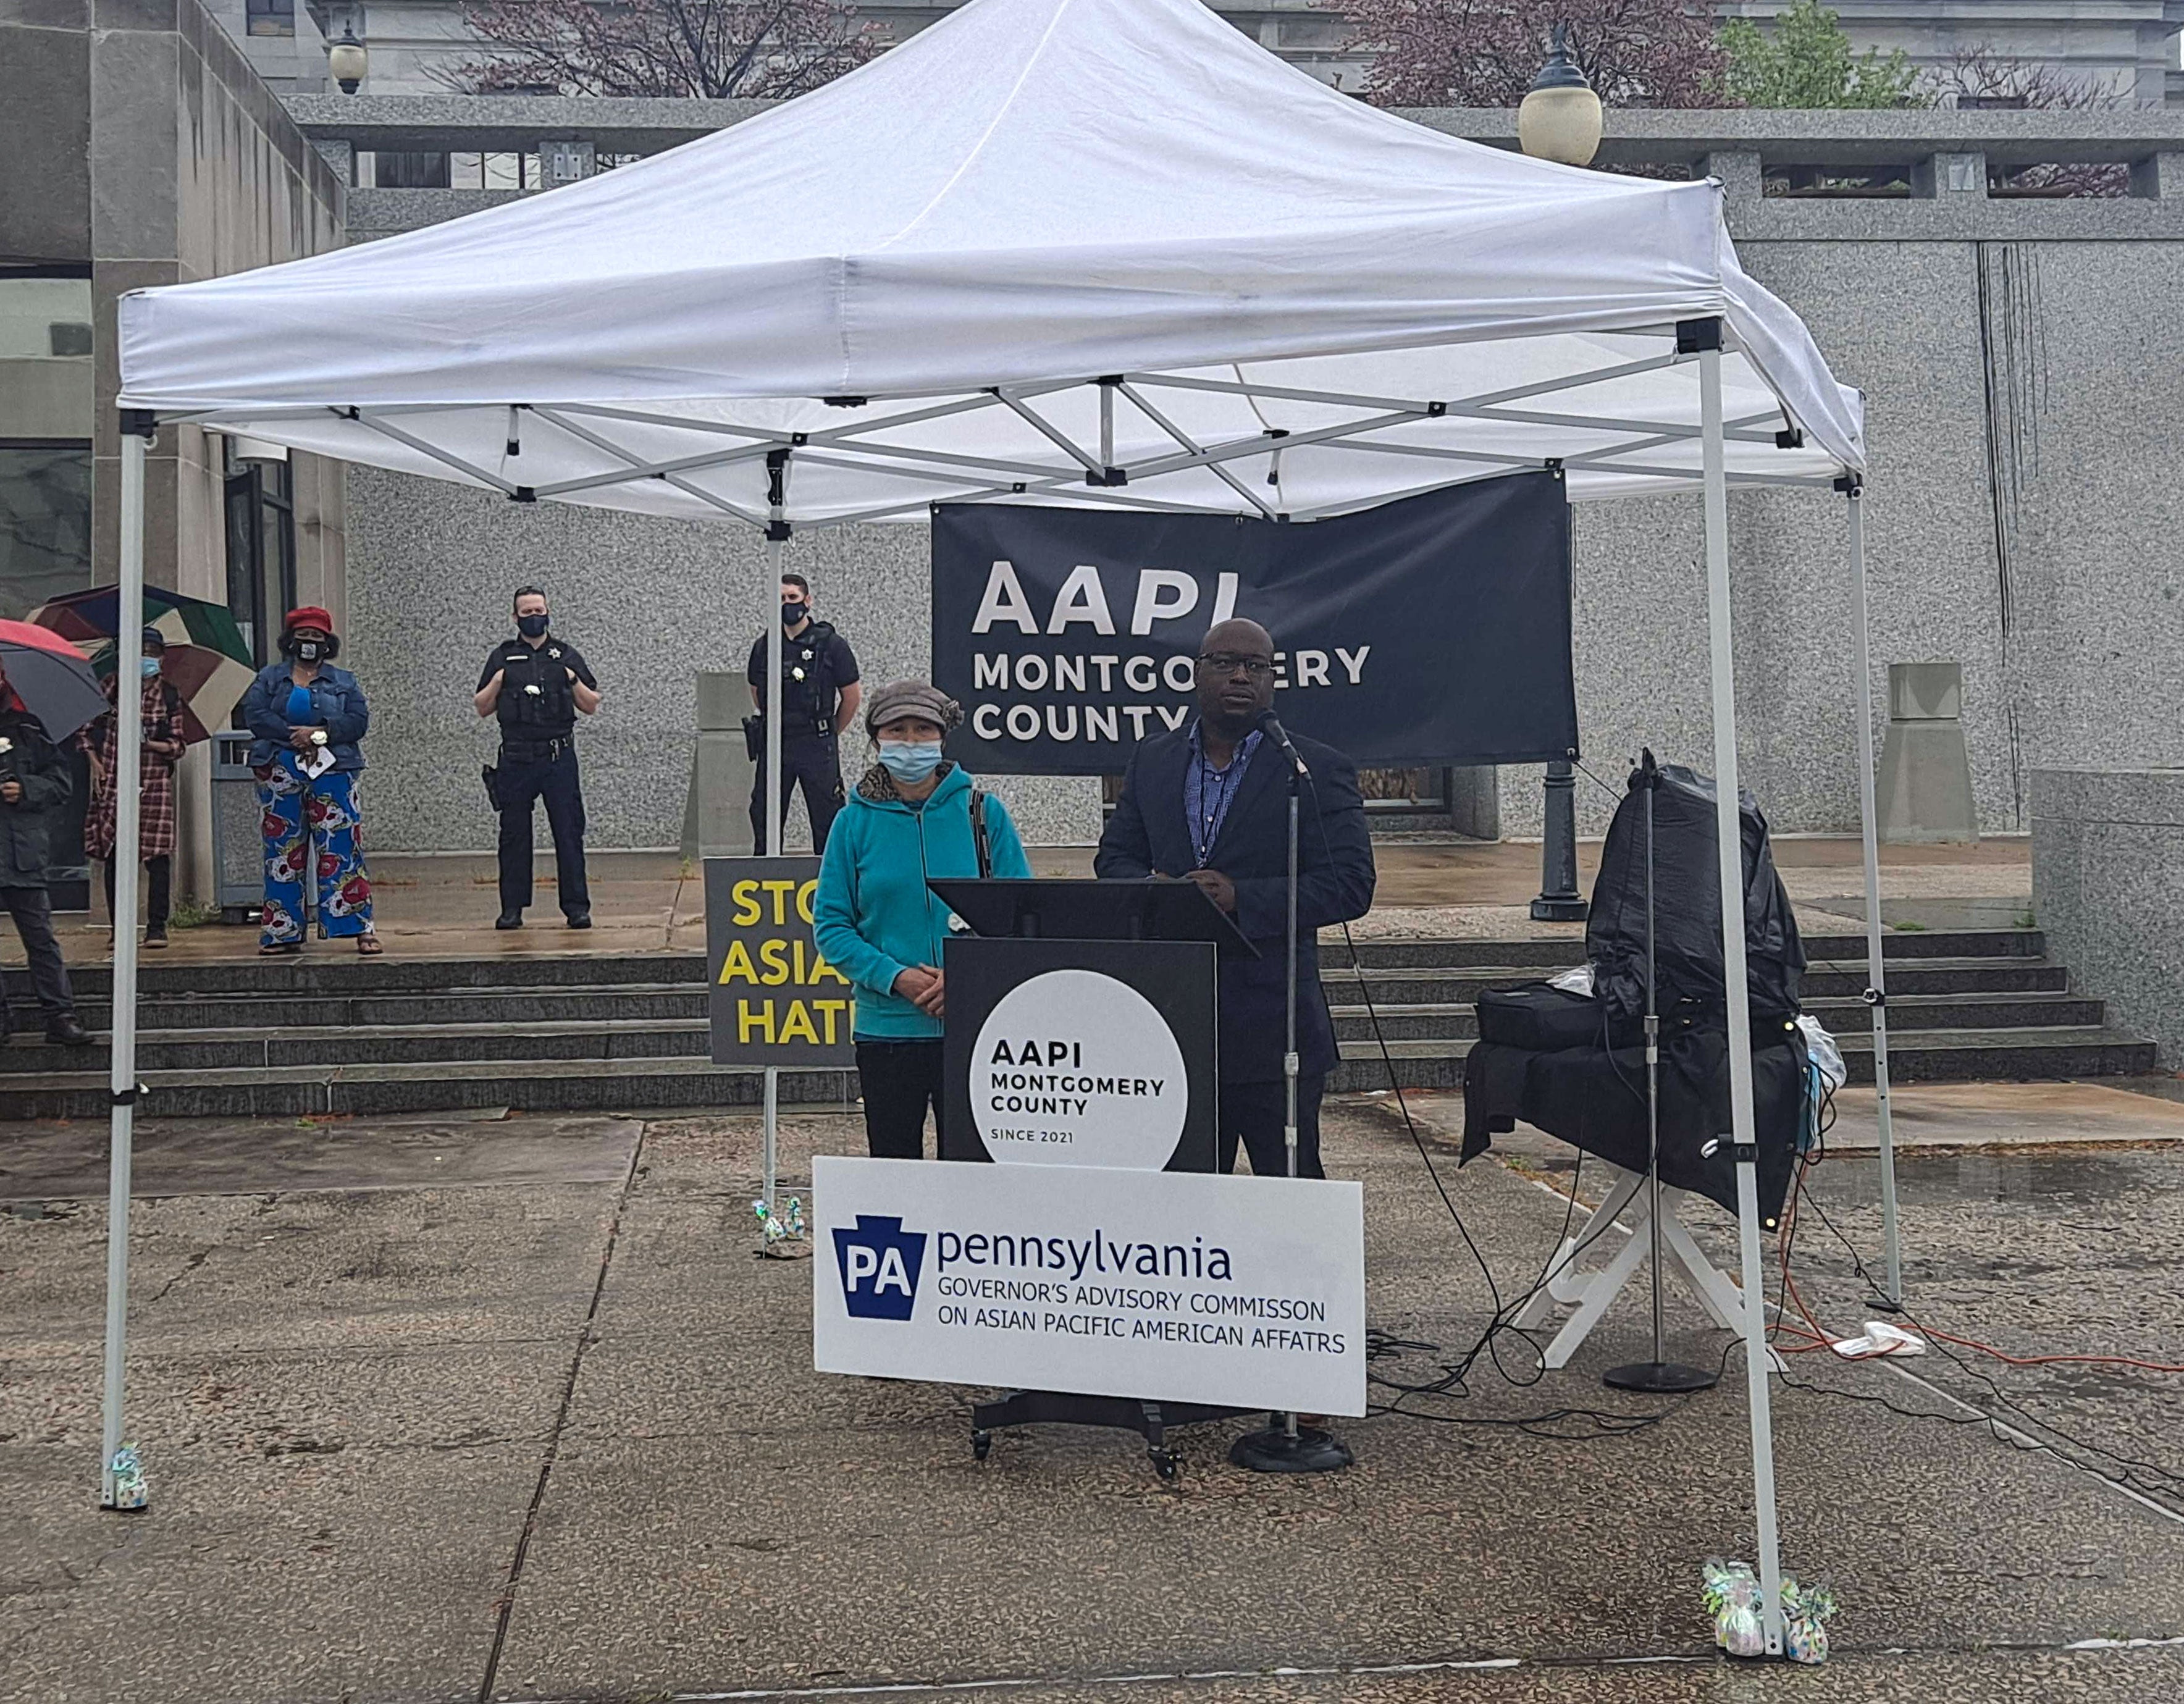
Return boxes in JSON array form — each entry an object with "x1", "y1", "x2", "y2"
[{"x1": 930, "y1": 471, "x2": 1577, "y2": 776}]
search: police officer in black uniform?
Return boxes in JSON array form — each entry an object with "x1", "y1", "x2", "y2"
[
  {"x1": 476, "y1": 585, "x2": 602, "y2": 929},
  {"x1": 747, "y1": 572, "x2": 860, "y2": 855}
]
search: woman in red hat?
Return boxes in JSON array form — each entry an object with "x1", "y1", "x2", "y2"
[{"x1": 238, "y1": 607, "x2": 381, "y2": 956}]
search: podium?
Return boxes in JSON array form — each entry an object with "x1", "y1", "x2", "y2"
[
  {"x1": 928, "y1": 878, "x2": 1257, "y2": 1477},
  {"x1": 933, "y1": 879, "x2": 1252, "y2": 1174}
]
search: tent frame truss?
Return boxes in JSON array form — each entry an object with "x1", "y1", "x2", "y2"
[{"x1": 164, "y1": 340, "x2": 1839, "y2": 540}]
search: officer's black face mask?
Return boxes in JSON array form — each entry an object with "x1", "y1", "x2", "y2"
[
  {"x1": 517, "y1": 612, "x2": 550, "y2": 639},
  {"x1": 782, "y1": 600, "x2": 808, "y2": 627}
]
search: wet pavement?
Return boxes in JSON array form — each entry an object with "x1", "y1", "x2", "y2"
[{"x1": 2, "y1": 1081, "x2": 2180, "y2": 1703}]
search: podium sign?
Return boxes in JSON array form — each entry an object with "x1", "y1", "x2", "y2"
[
  {"x1": 941, "y1": 936, "x2": 1217, "y2": 1172},
  {"x1": 813, "y1": 1156, "x2": 1367, "y2": 1416},
  {"x1": 705, "y1": 855, "x2": 857, "y2": 1065}
]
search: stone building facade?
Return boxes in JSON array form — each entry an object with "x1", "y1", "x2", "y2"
[
  {"x1": 1, "y1": 0, "x2": 347, "y2": 902},
  {"x1": 288, "y1": 98, "x2": 2184, "y2": 852}
]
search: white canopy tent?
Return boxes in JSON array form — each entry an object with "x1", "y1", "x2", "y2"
[{"x1": 109, "y1": 0, "x2": 1908, "y2": 1650}]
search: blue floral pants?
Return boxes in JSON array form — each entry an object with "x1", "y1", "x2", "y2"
[{"x1": 256, "y1": 756, "x2": 375, "y2": 944}]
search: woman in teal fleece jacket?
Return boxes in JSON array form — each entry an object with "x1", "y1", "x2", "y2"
[{"x1": 814, "y1": 679, "x2": 1031, "y2": 1159}]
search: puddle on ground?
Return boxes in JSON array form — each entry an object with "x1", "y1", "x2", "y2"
[{"x1": 1816, "y1": 1149, "x2": 2150, "y2": 1207}]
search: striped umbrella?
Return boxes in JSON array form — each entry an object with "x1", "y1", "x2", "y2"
[
  {"x1": 0, "y1": 619, "x2": 106, "y2": 742},
  {"x1": 28, "y1": 585, "x2": 257, "y2": 745}
]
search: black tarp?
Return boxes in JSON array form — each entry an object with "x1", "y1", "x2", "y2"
[
  {"x1": 1459, "y1": 758, "x2": 1810, "y2": 1223},
  {"x1": 1587, "y1": 760, "x2": 1805, "y2": 1035}
]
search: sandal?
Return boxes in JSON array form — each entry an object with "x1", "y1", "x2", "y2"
[
  {"x1": 356, "y1": 934, "x2": 384, "y2": 957},
  {"x1": 259, "y1": 941, "x2": 301, "y2": 957}
]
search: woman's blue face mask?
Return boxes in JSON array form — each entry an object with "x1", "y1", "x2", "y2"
[
  {"x1": 876, "y1": 741, "x2": 944, "y2": 784},
  {"x1": 140, "y1": 657, "x2": 161, "y2": 679}
]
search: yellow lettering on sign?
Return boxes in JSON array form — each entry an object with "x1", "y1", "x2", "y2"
[
  {"x1": 779, "y1": 1001, "x2": 820, "y2": 1044},
  {"x1": 731, "y1": 880, "x2": 762, "y2": 926},
  {"x1": 796, "y1": 879, "x2": 818, "y2": 924},
  {"x1": 762, "y1": 878, "x2": 798, "y2": 924},
  {"x1": 737, "y1": 999, "x2": 775, "y2": 1044},
  {"x1": 717, "y1": 940, "x2": 758, "y2": 984},
  {"x1": 759, "y1": 938, "x2": 792, "y2": 985},
  {"x1": 813, "y1": 998, "x2": 849, "y2": 1044},
  {"x1": 812, "y1": 953, "x2": 849, "y2": 986}
]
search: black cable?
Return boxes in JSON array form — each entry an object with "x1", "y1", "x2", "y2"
[
  {"x1": 1295, "y1": 760, "x2": 1699, "y2": 1414},
  {"x1": 1571, "y1": 756, "x2": 1628, "y2": 804},
  {"x1": 1778, "y1": 1157, "x2": 2184, "y2": 1513}
]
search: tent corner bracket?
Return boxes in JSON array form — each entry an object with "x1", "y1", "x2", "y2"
[{"x1": 1676, "y1": 317, "x2": 1724, "y2": 354}]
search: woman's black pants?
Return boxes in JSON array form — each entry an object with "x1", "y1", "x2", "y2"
[
  {"x1": 104, "y1": 855, "x2": 172, "y2": 932},
  {"x1": 855, "y1": 1038, "x2": 946, "y2": 1159}
]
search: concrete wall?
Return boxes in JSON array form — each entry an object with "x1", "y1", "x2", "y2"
[
  {"x1": 2032, "y1": 766, "x2": 2184, "y2": 1065},
  {"x1": 295, "y1": 102, "x2": 2184, "y2": 852},
  {"x1": 346, "y1": 470, "x2": 1100, "y2": 852},
  {"x1": 1, "y1": 0, "x2": 346, "y2": 896}
]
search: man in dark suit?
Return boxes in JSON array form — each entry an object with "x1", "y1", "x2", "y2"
[{"x1": 1094, "y1": 618, "x2": 1375, "y2": 1178}]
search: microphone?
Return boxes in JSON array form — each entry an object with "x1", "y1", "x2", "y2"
[{"x1": 1253, "y1": 708, "x2": 1309, "y2": 778}]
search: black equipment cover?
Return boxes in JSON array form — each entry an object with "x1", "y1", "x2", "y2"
[
  {"x1": 1460, "y1": 1025, "x2": 1807, "y2": 1222},
  {"x1": 1457, "y1": 760, "x2": 1810, "y2": 1223},
  {"x1": 1474, "y1": 983, "x2": 1607, "y2": 1052},
  {"x1": 1587, "y1": 762, "x2": 1805, "y2": 1033}
]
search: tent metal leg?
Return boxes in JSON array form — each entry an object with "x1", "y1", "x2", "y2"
[
  {"x1": 100, "y1": 422, "x2": 151, "y2": 1511},
  {"x1": 762, "y1": 510, "x2": 787, "y2": 1230},
  {"x1": 1699, "y1": 342, "x2": 1784, "y2": 1655},
  {"x1": 1844, "y1": 479, "x2": 1902, "y2": 1307}
]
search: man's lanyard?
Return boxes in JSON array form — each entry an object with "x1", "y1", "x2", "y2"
[{"x1": 1191, "y1": 744, "x2": 1246, "y2": 868}]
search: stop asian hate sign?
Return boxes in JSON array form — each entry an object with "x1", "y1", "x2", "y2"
[{"x1": 704, "y1": 856, "x2": 857, "y2": 1067}]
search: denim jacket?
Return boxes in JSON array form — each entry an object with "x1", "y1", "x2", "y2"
[{"x1": 240, "y1": 662, "x2": 370, "y2": 772}]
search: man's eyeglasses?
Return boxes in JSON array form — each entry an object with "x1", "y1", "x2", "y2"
[{"x1": 1196, "y1": 653, "x2": 1274, "y2": 680}]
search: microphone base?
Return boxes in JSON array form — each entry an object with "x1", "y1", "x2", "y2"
[
  {"x1": 1602, "y1": 1359, "x2": 1720, "y2": 1394},
  {"x1": 1229, "y1": 1418, "x2": 1353, "y2": 1474}
]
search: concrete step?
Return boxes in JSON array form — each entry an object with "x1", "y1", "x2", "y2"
[
  {"x1": 1327, "y1": 1023, "x2": 2157, "y2": 1093},
  {"x1": 0, "y1": 989, "x2": 2106, "y2": 1078},
  {"x1": 0, "y1": 1055, "x2": 863, "y2": 1122},
  {"x1": 1324, "y1": 990, "x2": 2108, "y2": 1044},
  {"x1": 39, "y1": 983, "x2": 713, "y2": 1034},
  {"x1": 0, "y1": 1017, "x2": 726, "y2": 1075},
  {"x1": 1320, "y1": 957, "x2": 2069, "y2": 1007},
  {"x1": 1317, "y1": 926, "x2": 2043, "y2": 969},
  {"x1": 21, "y1": 952, "x2": 2066, "y2": 1038},
  {"x1": 19, "y1": 924, "x2": 2039, "y2": 1002}
]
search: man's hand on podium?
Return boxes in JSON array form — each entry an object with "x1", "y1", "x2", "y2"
[
  {"x1": 894, "y1": 964, "x2": 947, "y2": 1017},
  {"x1": 1184, "y1": 868, "x2": 1238, "y2": 914}
]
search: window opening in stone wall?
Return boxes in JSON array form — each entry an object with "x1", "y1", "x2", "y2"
[
  {"x1": 246, "y1": 0, "x2": 295, "y2": 36},
  {"x1": 1988, "y1": 161, "x2": 2130, "y2": 198},
  {"x1": 225, "y1": 453, "x2": 296, "y2": 670},
  {"x1": 450, "y1": 152, "x2": 535, "y2": 190},
  {"x1": 1763, "y1": 164, "x2": 1913, "y2": 198},
  {"x1": 0, "y1": 443, "x2": 93, "y2": 622}
]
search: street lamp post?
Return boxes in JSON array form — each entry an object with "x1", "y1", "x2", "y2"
[
  {"x1": 328, "y1": 22, "x2": 367, "y2": 94},
  {"x1": 1521, "y1": 27, "x2": 1599, "y2": 921},
  {"x1": 1517, "y1": 23, "x2": 1603, "y2": 167}
]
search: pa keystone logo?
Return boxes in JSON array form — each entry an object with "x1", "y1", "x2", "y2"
[{"x1": 832, "y1": 1214, "x2": 928, "y2": 1321}]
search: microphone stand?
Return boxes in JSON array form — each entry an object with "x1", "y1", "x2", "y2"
[
  {"x1": 1606, "y1": 750, "x2": 1718, "y2": 1395},
  {"x1": 1231, "y1": 729, "x2": 1353, "y2": 1474}
]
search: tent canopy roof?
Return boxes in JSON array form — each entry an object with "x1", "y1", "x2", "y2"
[{"x1": 118, "y1": 0, "x2": 1863, "y2": 526}]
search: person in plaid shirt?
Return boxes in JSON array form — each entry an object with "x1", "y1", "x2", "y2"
[{"x1": 78, "y1": 627, "x2": 188, "y2": 949}]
